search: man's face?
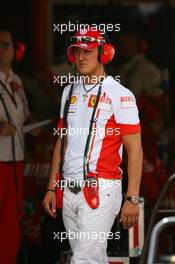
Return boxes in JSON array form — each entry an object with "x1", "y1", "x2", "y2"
[
  {"x1": 0, "y1": 31, "x2": 14, "y2": 68},
  {"x1": 74, "y1": 47, "x2": 102, "y2": 76}
]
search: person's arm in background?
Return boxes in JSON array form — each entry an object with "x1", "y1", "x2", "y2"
[{"x1": 120, "y1": 133, "x2": 143, "y2": 229}]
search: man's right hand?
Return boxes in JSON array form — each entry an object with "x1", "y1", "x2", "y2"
[
  {"x1": 0, "y1": 122, "x2": 16, "y2": 136},
  {"x1": 42, "y1": 191, "x2": 57, "y2": 218}
]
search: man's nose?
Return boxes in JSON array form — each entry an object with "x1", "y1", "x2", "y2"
[{"x1": 78, "y1": 49, "x2": 85, "y2": 60}]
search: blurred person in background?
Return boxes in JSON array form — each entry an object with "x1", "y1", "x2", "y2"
[
  {"x1": 138, "y1": 96, "x2": 166, "y2": 205},
  {"x1": 118, "y1": 30, "x2": 168, "y2": 207},
  {"x1": 0, "y1": 28, "x2": 29, "y2": 264},
  {"x1": 118, "y1": 31, "x2": 162, "y2": 99}
]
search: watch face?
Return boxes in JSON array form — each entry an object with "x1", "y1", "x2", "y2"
[{"x1": 132, "y1": 197, "x2": 139, "y2": 204}]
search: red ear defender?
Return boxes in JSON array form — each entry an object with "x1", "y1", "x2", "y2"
[
  {"x1": 15, "y1": 41, "x2": 26, "y2": 61},
  {"x1": 67, "y1": 47, "x2": 75, "y2": 65},
  {"x1": 100, "y1": 43, "x2": 115, "y2": 64}
]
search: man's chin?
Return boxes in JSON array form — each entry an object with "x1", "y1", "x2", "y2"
[{"x1": 77, "y1": 69, "x2": 91, "y2": 76}]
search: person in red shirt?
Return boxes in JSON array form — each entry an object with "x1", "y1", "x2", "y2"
[{"x1": 0, "y1": 29, "x2": 30, "y2": 263}]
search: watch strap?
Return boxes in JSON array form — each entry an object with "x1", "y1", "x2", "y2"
[{"x1": 125, "y1": 195, "x2": 143, "y2": 203}]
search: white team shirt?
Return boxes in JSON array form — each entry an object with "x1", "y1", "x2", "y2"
[
  {"x1": 0, "y1": 69, "x2": 29, "y2": 161},
  {"x1": 57, "y1": 76, "x2": 141, "y2": 180}
]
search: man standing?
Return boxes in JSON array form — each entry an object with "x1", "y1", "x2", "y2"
[
  {"x1": 0, "y1": 29, "x2": 29, "y2": 263},
  {"x1": 118, "y1": 31, "x2": 161, "y2": 99},
  {"x1": 43, "y1": 27, "x2": 143, "y2": 264}
]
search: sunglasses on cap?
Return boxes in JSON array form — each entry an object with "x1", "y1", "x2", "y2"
[
  {"x1": 70, "y1": 36, "x2": 105, "y2": 45},
  {"x1": 0, "y1": 41, "x2": 13, "y2": 50}
]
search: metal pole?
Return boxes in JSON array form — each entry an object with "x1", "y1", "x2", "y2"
[
  {"x1": 139, "y1": 174, "x2": 175, "y2": 264},
  {"x1": 147, "y1": 217, "x2": 175, "y2": 264}
]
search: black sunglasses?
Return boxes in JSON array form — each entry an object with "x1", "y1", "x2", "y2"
[{"x1": 70, "y1": 36, "x2": 105, "y2": 45}]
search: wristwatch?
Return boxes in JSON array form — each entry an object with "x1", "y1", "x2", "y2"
[{"x1": 125, "y1": 196, "x2": 143, "y2": 204}]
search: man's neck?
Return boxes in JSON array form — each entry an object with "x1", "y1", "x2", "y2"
[
  {"x1": 0, "y1": 66, "x2": 10, "y2": 80},
  {"x1": 83, "y1": 68, "x2": 106, "y2": 84}
]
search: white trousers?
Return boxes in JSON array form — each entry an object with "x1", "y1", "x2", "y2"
[{"x1": 62, "y1": 178, "x2": 122, "y2": 264}]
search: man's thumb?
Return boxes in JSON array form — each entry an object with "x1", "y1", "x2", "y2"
[{"x1": 51, "y1": 196, "x2": 56, "y2": 213}]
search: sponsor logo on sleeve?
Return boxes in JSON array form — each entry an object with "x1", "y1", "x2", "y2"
[{"x1": 120, "y1": 96, "x2": 136, "y2": 108}]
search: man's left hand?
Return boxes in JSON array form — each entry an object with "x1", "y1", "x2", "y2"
[{"x1": 120, "y1": 200, "x2": 139, "y2": 229}]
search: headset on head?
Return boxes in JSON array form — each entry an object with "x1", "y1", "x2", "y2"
[{"x1": 67, "y1": 30, "x2": 115, "y2": 65}]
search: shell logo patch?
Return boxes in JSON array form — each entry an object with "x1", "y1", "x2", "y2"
[
  {"x1": 88, "y1": 95, "x2": 97, "y2": 108},
  {"x1": 70, "y1": 95, "x2": 78, "y2": 105}
]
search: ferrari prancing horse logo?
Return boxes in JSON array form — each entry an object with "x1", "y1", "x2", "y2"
[{"x1": 88, "y1": 95, "x2": 97, "y2": 108}]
